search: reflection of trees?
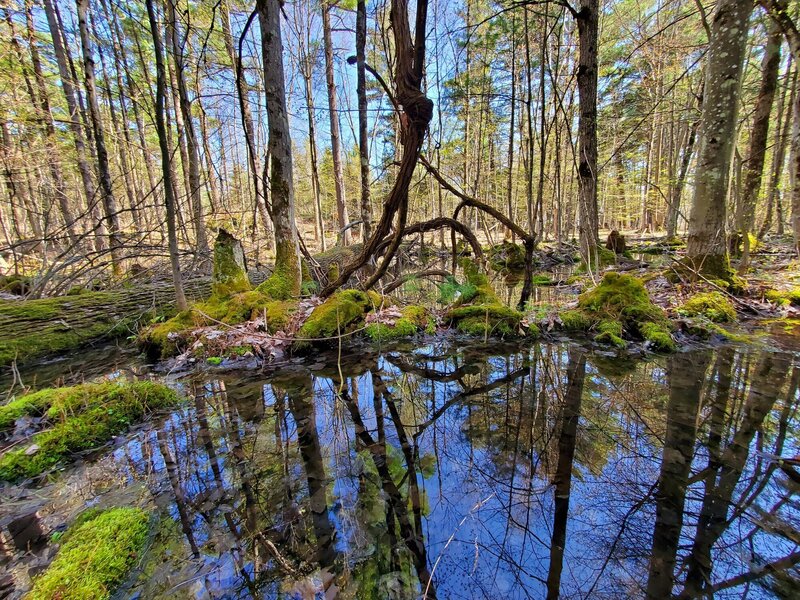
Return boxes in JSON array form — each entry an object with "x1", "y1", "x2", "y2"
[
  {"x1": 546, "y1": 347, "x2": 586, "y2": 599},
  {"x1": 646, "y1": 350, "x2": 712, "y2": 599},
  {"x1": 110, "y1": 341, "x2": 800, "y2": 598}
]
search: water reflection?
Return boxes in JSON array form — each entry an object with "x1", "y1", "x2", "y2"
[{"x1": 102, "y1": 341, "x2": 798, "y2": 598}]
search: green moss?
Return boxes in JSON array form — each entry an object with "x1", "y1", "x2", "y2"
[
  {"x1": 0, "y1": 388, "x2": 60, "y2": 429},
  {"x1": 0, "y1": 274, "x2": 32, "y2": 295},
  {"x1": 577, "y1": 247, "x2": 617, "y2": 272},
  {"x1": 139, "y1": 291, "x2": 297, "y2": 357},
  {"x1": 594, "y1": 320, "x2": 625, "y2": 348},
  {"x1": 639, "y1": 322, "x2": 677, "y2": 352},
  {"x1": 0, "y1": 291, "x2": 162, "y2": 367},
  {"x1": 678, "y1": 292, "x2": 737, "y2": 323},
  {"x1": 256, "y1": 259, "x2": 300, "y2": 301},
  {"x1": 207, "y1": 356, "x2": 223, "y2": 365},
  {"x1": 365, "y1": 305, "x2": 432, "y2": 341},
  {"x1": 765, "y1": 288, "x2": 800, "y2": 307},
  {"x1": 211, "y1": 230, "x2": 251, "y2": 297},
  {"x1": 296, "y1": 289, "x2": 380, "y2": 345},
  {"x1": 556, "y1": 272, "x2": 674, "y2": 351},
  {"x1": 0, "y1": 381, "x2": 180, "y2": 482},
  {"x1": 28, "y1": 507, "x2": 149, "y2": 600},
  {"x1": 487, "y1": 242, "x2": 526, "y2": 270},
  {"x1": 532, "y1": 274, "x2": 554, "y2": 286},
  {"x1": 447, "y1": 304, "x2": 526, "y2": 338}
]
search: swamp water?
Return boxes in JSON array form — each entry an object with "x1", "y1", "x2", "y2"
[{"x1": 1, "y1": 338, "x2": 798, "y2": 599}]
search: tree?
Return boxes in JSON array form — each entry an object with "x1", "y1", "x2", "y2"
[
  {"x1": 76, "y1": 0, "x2": 124, "y2": 275},
  {"x1": 686, "y1": 0, "x2": 753, "y2": 279},
  {"x1": 737, "y1": 21, "x2": 781, "y2": 270},
  {"x1": 355, "y1": 0, "x2": 372, "y2": 240},
  {"x1": 257, "y1": 0, "x2": 302, "y2": 299},
  {"x1": 321, "y1": 0, "x2": 351, "y2": 245},
  {"x1": 146, "y1": 0, "x2": 186, "y2": 310},
  {"x1": 167, "y1": 0, "x2": 208, "y2": 257},
  {"x1": 574, "y1": 0, "x2": 600, "y2": 264}
]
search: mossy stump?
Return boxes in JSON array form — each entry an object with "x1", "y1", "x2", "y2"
[
  {"x1": 558, "y1": 272, "x2": 675, "y2": 351},
  {"x1": 211, "y1": 229, "x2": 250, "y2": 296},
  {"x1": 295, "y1": 289, "x2": 382, "y2": 349}
]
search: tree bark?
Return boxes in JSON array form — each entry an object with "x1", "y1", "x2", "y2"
[
  {"x1": 257, "y1": 0, "x2": 302, "y2": 298},
  {"x1": 42, "y1": 0, "x2": 98, "y2": 240},
  {"x1": 146, "y1": 0, "x2": 187, "y2": 311},
  {"x1": 686, "y1": 0, "x2": 752, "y2": 278},
  {"x1": 220, "y1": 0, "x2": 272, "y2": 239},
  {"x1": 738, "y1": 22, "x2": 781, "y2": 270},
  {"x1": 356, "y1": 0, "x2": 373, "y2": 241},
  {"x1": 167, "y1": 0, "x2": 209, "y2": 257},
  {"x1": 321, "y1": 2, "x2": 351, "y2": 245},
  {"x1": 575, "y1": 0, "x2": 600, "y2": 264},
  {"x1": 76, "y1": 0, "x2": 124, "y2": 275},
  {"x1": 22, "y1": 2, "x2": 79, "y2": 245}
]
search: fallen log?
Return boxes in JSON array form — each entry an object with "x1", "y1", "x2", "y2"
[{"x1": 0, "y1": 273, "x2": 266, "y2": 367}]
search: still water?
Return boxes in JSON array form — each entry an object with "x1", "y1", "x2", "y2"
[{"x1": 2, "y1": 338, "x2": 799, "y2": 599}]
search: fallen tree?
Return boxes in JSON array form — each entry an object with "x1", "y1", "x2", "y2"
[{"x1": 0, "y1": 272, "x2": 266, "y2": 367}]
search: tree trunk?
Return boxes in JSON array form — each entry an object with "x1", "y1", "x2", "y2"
[
  {"x1": 146, "y1": 0, "x2": 187, "y2": 311},
  {"x1": 42, "y1": 0, "x2": 98, "y2": 241},
  {"x1": 322, "y1": 2, "x2": 351, "y2": 245},
  {"x1": 257, "y1": 0, "x2": 302, "y2": 298},
  {"x1": 575, "y1": 0, "x2": 600, "y2": 264},
  {"x1": 22, "y1": 2, "x2": 78, "y2": 245},
  {"x1": 738, "y1": 22, "x2": 781, "y2": 270},
  {"x1": 356, "y1": 0, "x2": 373, "y2": 241},
  {"x1": 220, "y1": 0, "x2": 272, "y2": 240},
  {"x1": 686, "y1": 0, "x2": 752, "y2": 279},
  {"x1": 666, "y1": 87, "x2": 702, "y2": 239},
  {"x1": 760, "y1": 2, "x2": 800, "y2": 254},
  {"x1": 167, "y1": 0, "x2": 209, "y2": 257},
  {"x1": 759, "y1": 61, "x2": 795, "y2": 239},
  {"x1": 76, "y1": 0, "x2": 124, "y2": 275}
]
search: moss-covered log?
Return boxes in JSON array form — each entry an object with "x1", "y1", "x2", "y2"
[{"x1": 0, "y1": 273, "x2": 266, "y2": 366}]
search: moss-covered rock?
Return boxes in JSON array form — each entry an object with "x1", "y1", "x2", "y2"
[
  {"x1": 558, "y1": 272, "x2": 675, "y2": 351},
  {"x1": 28, "y1": 507, "x2": 149, "y2": 600},
  {"x1": 0, "y1": 381, "x2": 180, "y2": 481},
  {"x1": 677, "y1": 291, "x2": 737, "y2": 323},
  {"x1": 296, "y1": 289, "x2": 382, "y2": 347},
  {"x1": 487, "y1": 242, "x2": 526, "y2": 270},
  {"x1": 366, "y1": 305, "x2": 435, "y2": 341}
]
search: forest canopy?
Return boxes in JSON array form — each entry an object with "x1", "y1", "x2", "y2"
[{"x1": 0, "y1": 0, "x2": 797, "y2": 297}]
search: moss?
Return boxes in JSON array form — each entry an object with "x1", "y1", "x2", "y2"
[
  {"x1": 765, "y1": 288, "x2": 800, "y2": 307},
  {"x1": 28, "y1": 507, "x2": 149, "y2": 600},
  {"x1": 211, "y1": 229, "x2": 251, "y2": 297},
  {"x1": 639, "y1": 322, "x2": 677, "y2": 352},
  {"x1": 0, "y1": 292, "x2": 158, "y2": 367},
  {"x1": 461, "y1": 259, "x2": 501, "y2": 305},
  {"x1": 0, "y1": 388, "x2": 59, "y2": 429},
  {"x1": 207, "y1": 356, "x2": 223, "y2": 366},
  {"x1": 532, "y1": 274, "x2": 554, "y2": 286},
  {"x1": 139, "y1": 292, "x2": 297, "y2": 358},
  {"x1": 447, "y1": 304, "x2": 526, "y2": 338},
  {"x1": 556, "y1": 272, "x2": 674, "y2": 351},
  {"x1": 487, "y1": 242, "x2": 526, "y2": 270},
  {"x1": 365, "y1": 305, "x2": 432, "y2": 341},
  {"x1": 678, "y1": 255, "x2": 746, "y2": 293},
  {"x1": 0, "y1": 274, "x2": 32, "y2": 295},
  {"x1": 594, "y1": 320, "x2": 625, "y2": 348},
  {"x1": 578, "y1": 247, "x2": 617, "y2": 272},
  {"x1": 678, "y1": 292, "x2": 737, "y2": 323},
  {"x1": 0, "y1": 381, "x2": 180, "y2": 482},
  {"x1": 296, "y1": 289, "x2": 381, "y2": 345}
]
